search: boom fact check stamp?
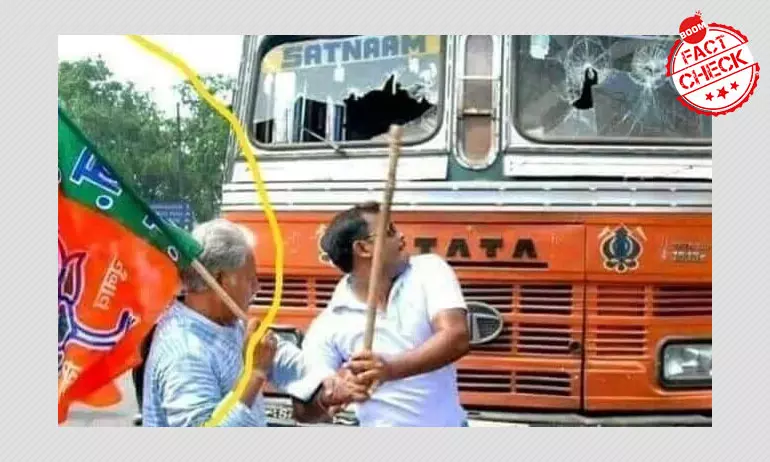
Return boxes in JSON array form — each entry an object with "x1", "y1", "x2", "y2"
[{"x1": 666, "y1": 10, "x2": 760, "y2": 116}]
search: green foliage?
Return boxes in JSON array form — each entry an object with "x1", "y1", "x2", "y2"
[
  {"x1": 58, "y1": 57, "x2": 234, "y2": 222},
  {"x1": 173, "y1": 74, "x2": 234, "y2": 222}
]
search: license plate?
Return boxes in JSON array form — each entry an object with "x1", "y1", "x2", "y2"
[{"x1": 264, "y1": 403, "x2": 294, "y2": 422}]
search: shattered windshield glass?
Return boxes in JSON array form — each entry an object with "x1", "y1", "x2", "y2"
[
  {"x1": 514, "y1": 35, "x2": 712, "y2": 144},
  {"x1": 252, "y1": 35, "x2": 443, "y2": 147}
]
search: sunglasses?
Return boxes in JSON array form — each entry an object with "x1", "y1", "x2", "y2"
[{"x1": 363, "y1": 222, "x2": 399, "y2": 240}]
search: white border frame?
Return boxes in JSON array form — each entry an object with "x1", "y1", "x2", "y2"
[{"x1": 32, "y1": 0, "x2": 770, "y2": 455}]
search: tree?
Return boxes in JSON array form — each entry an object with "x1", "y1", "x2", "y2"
[
  {"x1": 58, "y1": 58, "x2": 175, "y2": 200},
  {"x1": 58, "y1": 57, "x2": 234, "y2": 222},
  {"x1": 174, "y1": 74, "x2": 235, "y2": 221}
]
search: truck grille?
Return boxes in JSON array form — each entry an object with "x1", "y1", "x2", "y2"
[
  {"x1": 462, "y1": 282, "x2": 514, "y2": 313},
  {"x1": 653, "y1": 284, "x2": 712, "y2": 317},
  {"x1": 514, "y1": 371, "x2": 572, "y2": 396},
  {"x1": 314, "y1": 277, "x2": 338, "y2": 310},
  {"x1": 589, "y1": 283, "x2": 713, "y2": 318},
  {"x1": 252, "y1": 277, "x2": 309, "y2": 307},
  {"x1": 593, "y1": 325, "x2": 647, "y2": 357},
  {"x1": 457, "y1": 369, "x2": 572, "y2": 396},
  {"x1": 587, "y1": 283, "x2": 711, "y2": 358},
  {"x1": 469, "y1": 322, "x2": 514, "y2": 353},
  {"x1": 520, "y1": 284, "x2": 573, "y2": 315},
  {"x1": 250, "y1": 278, "x2": 578, "y2": 360},
  {"x1": 457, "y1": 369, "x2": 511, "y2": 393},
  {"x1": 517, "y1": 323, "x2": 573, "y2": 355},
  {"x1": 595, "y1": 285, "x2": 646, "y2": 317},
  {"x1": 251, "y1": 276, "x2": 338, "y2": 311},
  {"x1": 464, "y1": 282, "x2": 578, "y2": 356},
  {"x1": 246, "y1": 261, "x2": 710, "y2": 415}
]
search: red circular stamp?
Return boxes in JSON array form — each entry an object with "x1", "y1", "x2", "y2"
[{"x1": 666, "y1": 11, "x2": 760, "y2": 116}]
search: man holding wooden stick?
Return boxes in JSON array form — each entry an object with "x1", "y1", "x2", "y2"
[
  {"x1": 141, "y1": 218, "x2": 368, "y2": 426},
  {"x1": 302, "y1": 202, "x2": 471, "y2": 427}
]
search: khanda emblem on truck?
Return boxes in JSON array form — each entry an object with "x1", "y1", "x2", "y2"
[{"x1": 599, "y1": 225, "x2": 647, "y2": 274}]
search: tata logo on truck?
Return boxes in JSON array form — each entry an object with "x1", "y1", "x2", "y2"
[
  {"x1": 413, "y1": 236, "x2": 548, "y2": 269},
  {"x1": 466, "y1": 301, "x2": 505, "y2": 345}
]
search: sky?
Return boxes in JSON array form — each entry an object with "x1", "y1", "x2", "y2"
[{"x1": 57, "y1": 35, "x2": 244, "y2": 115}]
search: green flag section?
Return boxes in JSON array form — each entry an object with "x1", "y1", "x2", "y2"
[
  {"x1": 58, "y1": 107, "x2": 203, "y2": 424},
  {"x1": 58, "y1": 109, "x2": 202, "y2": 268}
]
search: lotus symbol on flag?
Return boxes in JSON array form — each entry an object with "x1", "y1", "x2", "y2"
[{"x1": 58, "y1": 236, "x2": 137, "y2": 372}]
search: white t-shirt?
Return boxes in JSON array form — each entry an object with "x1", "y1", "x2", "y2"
[{"x1": 302, "y1": 254, "x2": 468, "y2": 427}]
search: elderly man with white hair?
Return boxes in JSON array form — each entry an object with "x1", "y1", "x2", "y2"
[{"x1": 141, "y1": 219, "x2": 368, "y2": 427}]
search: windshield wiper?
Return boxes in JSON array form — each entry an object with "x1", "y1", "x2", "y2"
[{"x1": 302, "y1": 128, "x2": 347, "y2": 155}]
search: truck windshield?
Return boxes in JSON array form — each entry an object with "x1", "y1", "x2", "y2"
[
  {"x1": 513, "y1": 35, "x2": 712, "y2": 144},
  {"x1": 252, "y1": 35, "x2": 444, "y2": 147}
]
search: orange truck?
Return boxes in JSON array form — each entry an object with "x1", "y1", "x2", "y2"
[{"x1": 221, "y1": 35, "x2": 712, "y2": 426}]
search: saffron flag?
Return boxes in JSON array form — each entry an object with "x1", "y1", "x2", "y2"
[{"x1": 58, "y1": 107, "x2": 203, "y2": 424}]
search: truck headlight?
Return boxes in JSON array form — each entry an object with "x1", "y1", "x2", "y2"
[{"x1": 661, "y1": 341, "x2": 711, "y2": 388}]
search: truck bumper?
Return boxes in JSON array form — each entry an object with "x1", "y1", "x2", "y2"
[
  {"x1": 264, "y1": 397, "x2": 711, "y2": 427},
  {"x1": 464, "y1": 410, "x2": 712, "y2": 427}
]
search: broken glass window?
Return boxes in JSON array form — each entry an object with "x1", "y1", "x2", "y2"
[
  {"x1": 252, "y1": 35, "x2": 443, "y2": 148},
  {"x1": 514, "y1": 35, "x2": 712, "y2": 144}
]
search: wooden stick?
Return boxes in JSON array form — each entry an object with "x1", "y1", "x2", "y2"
[
  {"x1": 190, "y1": 259, "x2": 249, "y2": 323},
  {"x1": 362, "y1": 125, "x2": 403, "y2": 351}
]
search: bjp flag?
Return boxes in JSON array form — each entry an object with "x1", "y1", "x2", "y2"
[{"x1": 58, "y1": 107, "x2": 202, "y2": 424}]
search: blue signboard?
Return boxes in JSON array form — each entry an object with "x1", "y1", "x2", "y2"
[{"x1": 150, "y1": 201, "x2": 196, "y2": 231}]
